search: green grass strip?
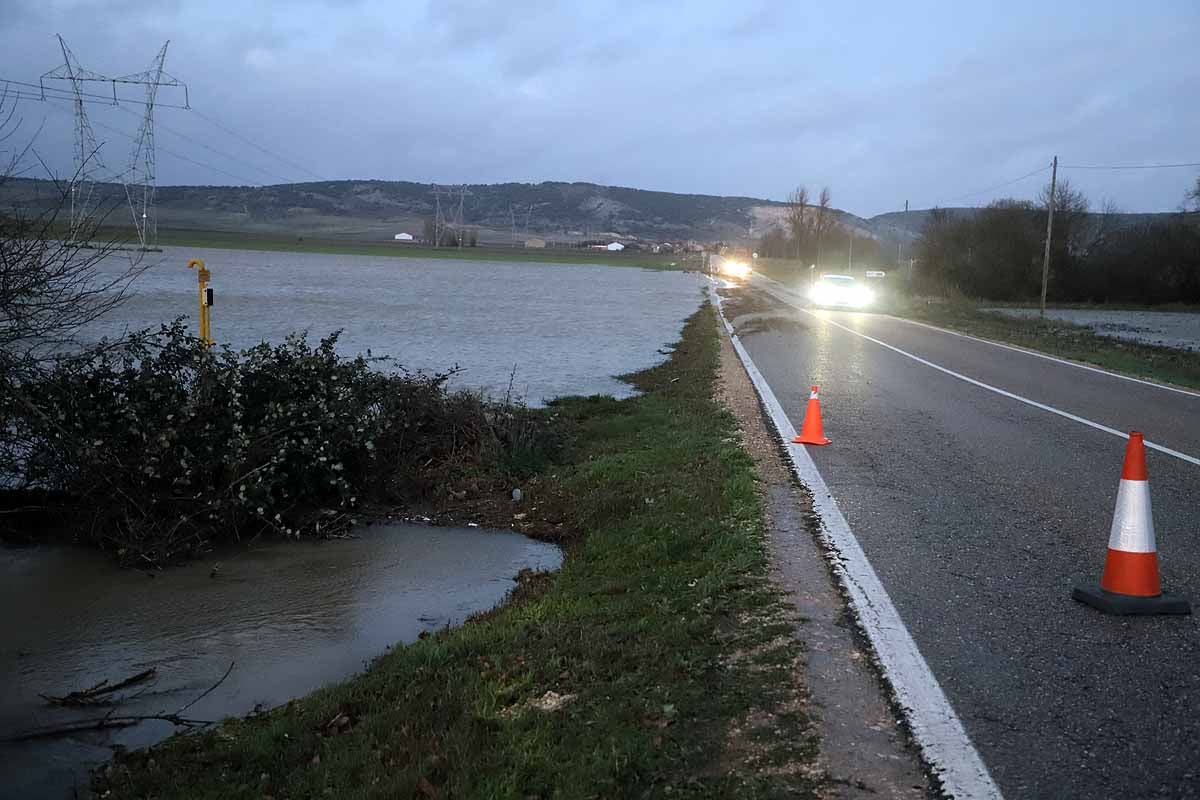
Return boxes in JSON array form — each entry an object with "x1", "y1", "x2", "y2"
[
  {"x1": 97, "y1": 303, "x2": 821, "y2": 799},
  {"x1": 895, "y1": 301, "x2": 1200, "y2": 391}
]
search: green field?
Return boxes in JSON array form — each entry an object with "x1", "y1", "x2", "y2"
[
  {"x1": 145, "y1": 228, "x2": 699, "y2": 270},
  {"x1": 95, "y1": 304, "x2": 822, "y2": 799}
]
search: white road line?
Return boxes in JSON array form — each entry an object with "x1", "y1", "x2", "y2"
[
  {"x1": 711, "y1": 285, "x2": 1004, "y2": 800},
  {"x1": 888, "y1": 315, "x2": 1200, "y2": 400},
  {"x1": 750, "y1": 280, "x2": 1200, "y2": 469},
  {"x1": 751, "y1": 273, "x2": 1200, "y2": 400}
]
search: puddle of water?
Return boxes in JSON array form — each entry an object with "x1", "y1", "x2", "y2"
[
  {"x1": 82, "y1": 246, "x2": 705, "y2": 404},
  {"x1": 0, "y1": 525, "x2": 561, "y2": 799}
]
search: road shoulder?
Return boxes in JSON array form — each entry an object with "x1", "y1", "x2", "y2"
[{"x1": 716, "y1": 314, "x2": 930, "y2": 799}]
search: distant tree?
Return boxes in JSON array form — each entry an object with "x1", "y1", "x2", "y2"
[
  {"x1": 1040, "y1": 177, "x2": 1090, "y2": 254},
  {"x1": 914, "y1": 207, "x2": 955, "y2": 293},
  {"x1": 813, "y1": 187, "x2": 833, "y2": 267},
  {"x1": 786, "y1": 185, "x2": 810, "y2": 259},
  {"x1": 757, "y1": 228, "x2": 788, "y2": 259},
  {"x1": 1087, "y1": 218, "x2": 1200, "y2": 304},
  {"x1": 1188, "y1": 175, "x2": 1200, "y2": 212},
  {"x1": 1038, "y1": 178, "x2": 1091, "y2": 299},
  {"x1": 0, "y1": 87, "x2": 146, "y2": 480}
]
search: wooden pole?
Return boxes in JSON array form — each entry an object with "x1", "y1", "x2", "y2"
[{"x1": 1040, "y1": 156, "x2": 1057, "y2": 317}]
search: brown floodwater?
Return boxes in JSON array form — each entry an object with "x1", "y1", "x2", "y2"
[{"x1": 0, "y1": 524, "x2": 561, "y2": 799}]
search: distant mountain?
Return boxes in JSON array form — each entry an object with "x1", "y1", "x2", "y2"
[
  {"x1": 0, "y1": 177, "x2": 785, "y2": 244},
  {"x1": 0, "y1": 177, "x2": 887, "y2": 245},
  {"x1": 0, "y1": 177, "x2": 1177, "y2": 247}
]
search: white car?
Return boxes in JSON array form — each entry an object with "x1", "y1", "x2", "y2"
[{"x1": 808, "y1": 274, "x2": 874, "y2": 309}]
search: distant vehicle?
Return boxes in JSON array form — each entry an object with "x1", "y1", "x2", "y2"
[
  {"x1": 720, "y1": 258, "x2": 751, "y2": 280},
  {"x1": 808, "y1": 274, "x2": 875, "y2": 309}
]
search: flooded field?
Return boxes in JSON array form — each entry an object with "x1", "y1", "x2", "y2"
[
  {"x1": 1, "y1": 248, "x2": 699, "y2": 797},
  {"x1": 83, "y1": 246, "x2": 706, "y2": 403},
  {"x1": 987, "y1": 308, "x2": 1200, "y2": 352},
  {"x1": 1, "y1": 525, "x2": 561, "y2": 799}
]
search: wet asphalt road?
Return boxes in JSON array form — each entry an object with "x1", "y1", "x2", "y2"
[{"x1": 732, "y1": 278, "x2": 1200, "y2": 799}]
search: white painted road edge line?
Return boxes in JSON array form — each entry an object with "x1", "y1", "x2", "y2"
[
  {"x1": 751, "y1": 279, "x2": 1200, "y2": 469},
  {"x1": 710, "y1": 285, "x2": 1004, "y2": 800},
  {"x1": 889, "y1": 315, "x2": 1200, "y2": 400},
  {"x1": 752, "y1": 273, "x2": 1200, "y2": 400}
]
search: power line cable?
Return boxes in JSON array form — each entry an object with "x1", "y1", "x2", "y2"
[
  {"x1": 189, "y1": 107, "x2": 327, "y2": 182},
  {"x1": 9, "y1": 87, "x2": 315, "y2": 187},
  {"x1": 113, "y1": 103, "x2": 294, "y2": 184},
  {"x1": 940, "y1": 163, "x2": 1051, "y2": 206},
  {"x1": 38, "y1": 96, "x2": 263, "y2": 186},
  {"x1": 1060, "y1": 161, "x2": 1200, "y2": 170}
]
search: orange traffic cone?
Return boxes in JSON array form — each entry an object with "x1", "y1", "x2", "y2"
[
  {"x1": 791, "y1": 385, "x2": 831, "y2": 446},
  {"x1": 1073, "y1": 432, "x2": 1190, "y2": 615}
]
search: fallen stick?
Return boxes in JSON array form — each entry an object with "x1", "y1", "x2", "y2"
[
  {"x1": 1, "y1": 712, "x2": 214, "y2": 743},
  {"x1": 12, "y1": 661, "x2": 235, "y2": 742},
  {"x1": 40, "y1": 668, "x2": 158, "y2": 707}
]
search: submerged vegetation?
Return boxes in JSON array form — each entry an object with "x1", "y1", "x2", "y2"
[{"x1": 94, "y1": 303, "x2": 823, "y2": 799}]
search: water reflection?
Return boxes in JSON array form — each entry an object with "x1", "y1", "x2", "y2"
[{"x1": 0, "y1": 525, "x2": 561, "y2": 799}]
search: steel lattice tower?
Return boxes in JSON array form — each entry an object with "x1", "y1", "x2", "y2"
[
  {"x1": 40, "y1": 35, "x2": 109, "y2": 238},
  {"x1": 114, "y1": 41, "x2": 186, "y2": 250}
]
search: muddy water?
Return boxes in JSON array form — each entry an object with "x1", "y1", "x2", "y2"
[
  {"x1": 0, "y1": 525, "x2": 561, "y2": 799},
  {"x1": 83, "y1": 246, "x2": 705, "y2": 404}
]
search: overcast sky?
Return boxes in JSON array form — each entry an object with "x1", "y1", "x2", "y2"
[{"x1": 2, "y1": 0, "x2": 1197, "y2": 216}]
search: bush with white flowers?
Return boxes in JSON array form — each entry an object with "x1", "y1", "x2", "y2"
[{"x1": 12, "y1": 321, "x2": 558, "y2": 564}]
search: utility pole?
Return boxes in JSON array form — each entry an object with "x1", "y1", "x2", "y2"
[
  {"x1": 1039, "y1": 155, "x2": 1058, "y2": 317},
  {"x1": 847, "y1": 233, "x2": 853, "y2": 272}
]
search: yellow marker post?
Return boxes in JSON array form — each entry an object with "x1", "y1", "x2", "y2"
[{"x1": 187, "y1": 258, "x2": 213, "y2": 345}]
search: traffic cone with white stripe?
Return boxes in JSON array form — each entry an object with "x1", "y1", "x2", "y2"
[
  {"x1": 1072, "y1": 432, "x2": 1191, "y2": 615},
  {"x1": 791, "y1": 385, "x2": 831, "y2": 446}
]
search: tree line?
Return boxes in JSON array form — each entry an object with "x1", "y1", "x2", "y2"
[
  {"x1": 914, "y1": 176, "x2": 1200, "y2": 304},
  {"x1": 757, "y1": 184, "x2": 885, "y2": 271}
]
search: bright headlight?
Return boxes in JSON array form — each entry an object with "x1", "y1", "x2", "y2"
[
  {"x1": 724, "y1": 260, "x2": 750, "y2": 279},
  {"x1": 849, "y1": 287, "x2": 874, "y2": 307}
]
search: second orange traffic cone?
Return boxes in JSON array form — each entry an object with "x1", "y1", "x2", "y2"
[
  {"x1": 792, "y1": 385, "x2": 831, "y2": 446},
  {"x1": 1072, "y1": 432, "x2": 1190, "y2": 615}
]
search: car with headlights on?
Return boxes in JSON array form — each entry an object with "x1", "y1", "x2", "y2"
[{"x1": 808, "y1": 274, "x2": 874, "y2": 309}]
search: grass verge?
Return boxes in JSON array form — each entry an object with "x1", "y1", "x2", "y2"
[
  {"x1": 95, "y1": 303, "x2": 822, "y2": 799},
  {"x1": 895, "y1": 300, "x2": 1200, "y2": 390},
  {"x1": 142, "y1": 228, "x2": 696, "y2": 271}
]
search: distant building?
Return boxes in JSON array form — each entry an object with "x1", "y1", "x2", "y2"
[
  {"x1": 606, "y1": 242, "x2": 625, "y2": 251},
  {"x1": 394, "y1": 233, "x2": 414, "y2": 242},
  {"x1": 524, "y1": 237, "x2": 547, "y2": 249}
]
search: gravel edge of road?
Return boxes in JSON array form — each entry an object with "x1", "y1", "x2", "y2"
[{"x1": 715, "y1": 316, "x2": 931, "y2": 799}]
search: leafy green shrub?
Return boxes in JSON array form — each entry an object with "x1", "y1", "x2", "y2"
[{"x1": 11, "y1": 321, "x2": 559, "y2": 565}]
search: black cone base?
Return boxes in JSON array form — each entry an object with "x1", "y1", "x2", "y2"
[{"x1": 1073, "y1": 585, "x2": 1191, "y2": 616}]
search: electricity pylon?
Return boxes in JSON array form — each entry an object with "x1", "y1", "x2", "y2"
[
  {"x1": 114, "y1": 41, "x2": 187, "y2": 250},
  {"x1": 41, "y1": 35, "x2": 109, "y2": 238}
]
